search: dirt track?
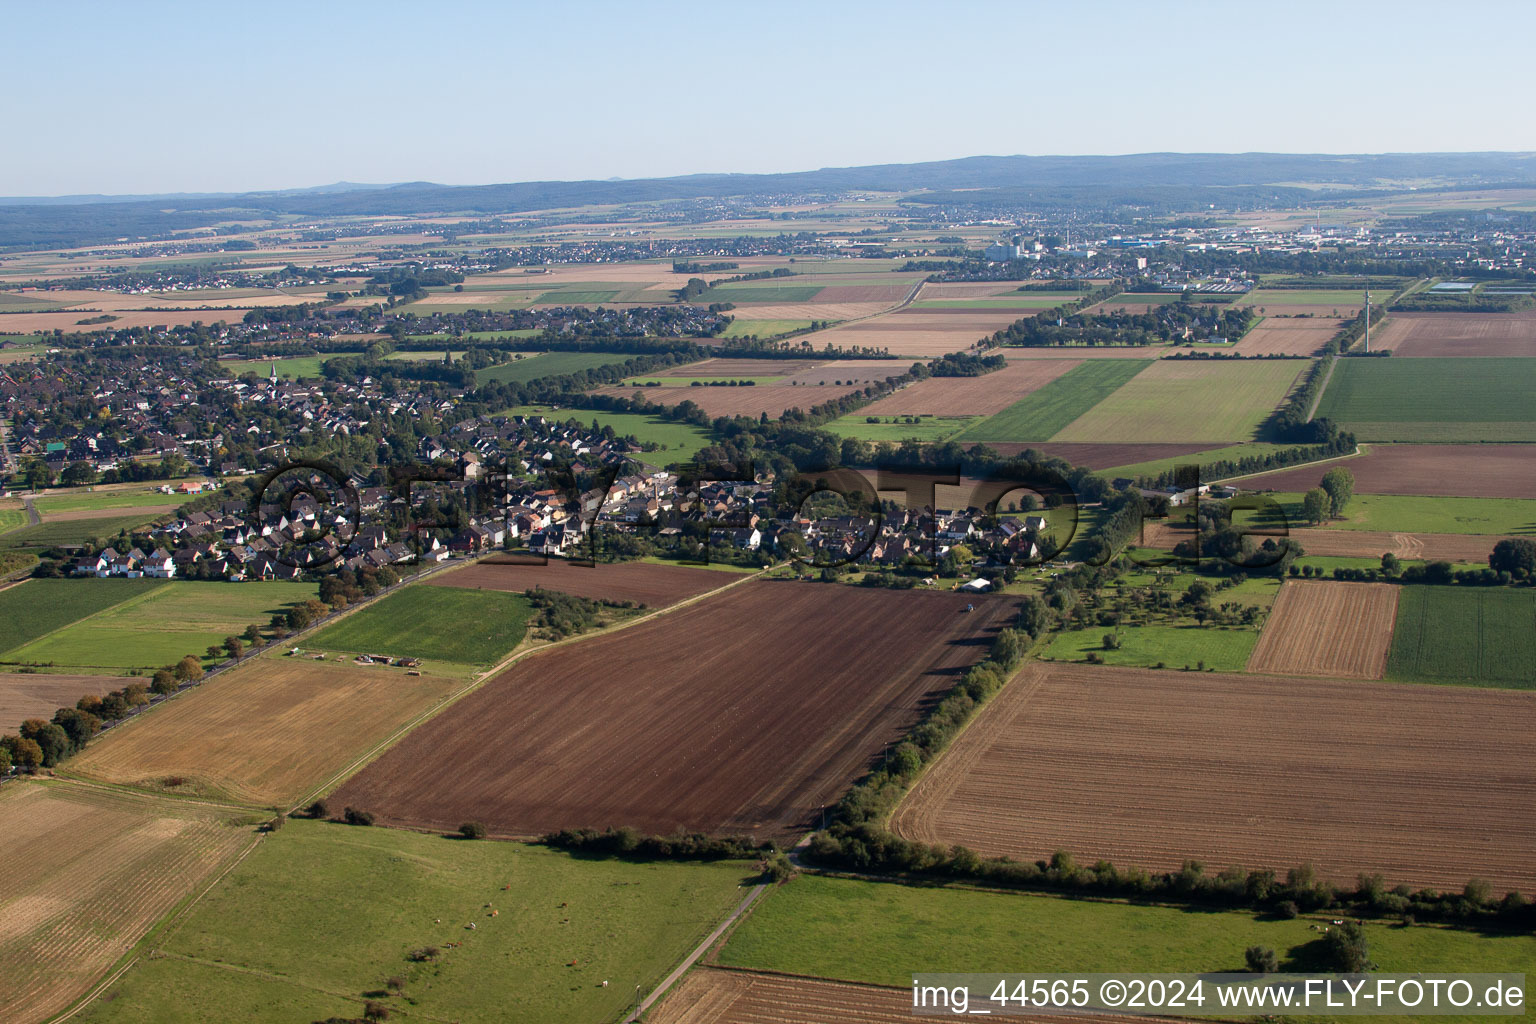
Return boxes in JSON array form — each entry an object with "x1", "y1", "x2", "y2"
[
  {"x1": 332, "y1": 582, "x2": 1013, "y2": 841},
  {"x1": 1245, "y1": 581, "x2": 1399, "y2": 678},
  {"x1": 891, "y1": 661, "x2": 1536, "y2": 891}
]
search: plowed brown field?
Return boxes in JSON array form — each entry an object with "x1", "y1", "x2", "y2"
[
  {"x1": 1235, "y1": 318, "x2": 1345, "y2": 355},
  {"x1": 593, "y1": 382, "x2": 866, "y2": 417},
  {"x1": 0, "y1": 781, "x2": 252, "y2": 1024},
  {"x1": 1373, "y1": 311, "x2": 1536, "y2": 357},
  {"x1": 891, "y1": 662, "x2": 1536, "y2": 891},
  {"x1": 68, "y1": 659, "x2": 462, "y2": 805},
  {"x1": 0, "y1": 672, "x2": 106, "y2": 726},
  {"x1": 1246, "y1": 581, "x2": 1398, "y2": 678},
  {"x1": 331, "y1": 582, "x2": 1013, "y2": 840},
  {"x1": 425, "y1": 559, "x2": 737, "y2": 608},
  {"x1": 859, "y1": 359, "x2": 1080, "y2": 417},
  {"x1": 1240, "y1": 444, "x2": 1536, "y2": 499},
  {"x1": 651, "y1": 969, "x2": 1181, "y2": 1024}
]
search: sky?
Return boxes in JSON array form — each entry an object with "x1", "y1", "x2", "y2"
[{"x1": 5, "y1": 0, "x2": 1535, "y2": 197}]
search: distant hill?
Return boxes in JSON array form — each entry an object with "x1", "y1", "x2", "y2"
[{"x1": 4, "y1": 153, "x2": 1535, "y2": 251}]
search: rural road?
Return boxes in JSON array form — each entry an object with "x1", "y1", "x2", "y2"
[{"x1": 623, "y1": 882, "x2": 767, "y2": 1022}]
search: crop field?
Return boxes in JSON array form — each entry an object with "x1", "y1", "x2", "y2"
[
  {"x1": 1268, "y1": 492, "x2": 1536, "y2": 535},
  {"x1": 1239, "y1": 444, "x2": 1536, "y2": 499},
  {"x1": 5, "y1": 581, "x2": 317, "y2": 674},
  {"x1": 1386, "y1": 587, "x2": 1536, "y2": 689},
  {"x1": 1096, "y1": 441, "x2": 1307, "y2": 481},
  {"x1": 1052, "y1": 359, "x2": 1305, "y2": 443},
  {"x1": 699, "y1": 284, "x2": 824, "y2": 304},
  {"x1": 1372, "y1": 311, "x2": 1536, "y2": 357},
  {"x1": 0, "y1": 578, "x2": 166, "y2": 655},
  {"x1": 219, "y1": 356, "x2": 328, "y2": 379},
  {"x1": 809, "y1": 305, "x2": 1041, "y2": 358},
  {"x1": 1286, "y1": 527, "x2": 1506, "y2": 562},
  {"x1": 425, "y1": 559, "x2": 738, "y2": 608},
  {"x1": 857, "y1": 359, "x2": 1080, "y2": 417},
  {"x1": 496, "y1": 405, "x2": 715, "y2": 459},
  {"x1": 476, "y1": 351, "x2": 629, "y2": 384},
  {"x1": 710, "y1": 875, "x2": 1536, "y2": 993},
  {"x1": 1234, "y1": 317, "x2": 1345, "y2": 355},
  {"x1": 890, "y1": 661, "x2": 1536, "y2": 891},
  {"x1": 0, "y1": 511, "x2": 172, "y2": 550},
  {"x1": 652, "y1": 970, "x2": 915, "y2": 1024},
  {"x1": 1313, "y1": 357, "x2": 1536, "y2": 441},
  {"x1": 305, "y1": 585, "x2": 531, "y2": 667},
  {"x1": 779, "y1": 359, "x2": 912, "y2": 385},
  {"x1": 595, "y1": 381, "x2": 866, "y2": 418},
  {"x1": 1246, "y1": 288, "x2": 1372, "y2": 312},
  {"x1": 67, "y1": 657, "x2": 464, "y2": 804},
  {"x1": 0, "y1": 672, "x2": 112, "y2": 727},
  {"x1": 70, "y1": 819, "x2": 749, "y2": 1024},
  {"x1": 1086, "y1": 292, "x2": 1181, "y2": 313},
  {"x1": 719, "y1": 318, "x2": 814, "y2": 338},
  {"x1": 1041, "y1": 623, "x2": 1261, "y2": 672},
  {"x1": 331, "y1": 582, "x2": 1015, "y2": 840},
  {"x1": 953, "y1": 360, "x2": 1151, "y2": 442},
  {"x1": 0, "y1": 781, "x2": 254, "y2": 1024},
  {"x1": 1246, "y1": 581, "x2": 1399, "y2": 678}
]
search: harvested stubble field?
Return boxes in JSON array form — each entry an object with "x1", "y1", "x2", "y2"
[
  {"x1": 596, "y1": 381, "x2": 867, "y2": 418},
  {"x1": 1238, "y1": 444, "x2": 1536, "y2": 499},
  {"x1": 66, "y1": 658, "x2": 463, "y2": 804},
  {"x1": 954, "y1": 361, "x2": 1151, "y2": 443},
  {"x1": 891, "y1": 661, "x2": 1536, "y2": 891},
  {"x1": 857, "y1": 359, "x2": 1080, "y2": 417},
  {"x1": 810, "y1": 306, "x2": 1038, "y2": 357},
  {"x1": 779, "y1": 359, "x2": 913, "y2": 385},
  {"x1": 1245, "y1": 581, "x2": 1399, "y2": 678},
  {"x1": 331, "y1": 582, "x2": 1014, "y2": 840},
  {"x1": 424, "y1": 559, "x2": 735, "y2": 608},
  {"x1": 0, "y1": 672, "x2": 108, "y2": 726},
  {"x1": 1051, "y1": 358, "x2": 1305, "y2": 444},
  {"x1": 1234, "y1": 317, "x2": 1346, "y2": 355},
  {"x1": 721, "y1": 301, "x2": 891, "y2": 321},
  {"x1": 1286, "y1": 527, "x2": 1509, "y2": 562},
  {"x1": 0, "y1": 781, "x2": 253, "y2": 1024},
  {"x1": 1372, "y1": 311, "x2": 1536, "y2": 357}
]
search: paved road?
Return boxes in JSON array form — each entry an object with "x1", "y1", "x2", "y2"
[{"x1": 624, "y1": 882, "x2": 768, "y2": 1022}]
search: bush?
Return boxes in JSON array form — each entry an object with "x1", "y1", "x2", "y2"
[
  {"x1": 343, "y1": 807, "x2": 375, "y2": 827},
  {"x1": 264, "y1": 814, "x2": 286, "y2": 832},
  {"x1": 1244, "y1": 945, "x2": 1278, "y2": 973},
  {"x1": 303, "y1": 799, "x2": 329, "y2": 819},
  {"x1": 458, "y1": 821, "x2": 487, "y2": 840}
]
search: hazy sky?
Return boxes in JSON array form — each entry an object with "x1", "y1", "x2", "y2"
[{"x1": 5, "y1": 0, "x2": 1535, "y2": 197}]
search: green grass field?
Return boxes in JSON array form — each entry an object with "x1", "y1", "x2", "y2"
[
  {"x1": 1100, "y1": 442, "x2": 1311, "y2": 481},
  {"x1": 72, "y1": 819, "x2": 751, "y2": 1024},
  {"x1": 0, "y1": 511, "x2": 175, "y2": 550},
  {"x1": 719, "y1": 318, "x2": 815, "y2": 339},
  {"x1": 3, "y1": 581, "x2": 316, "y2": 673},
  {"x1": 1386, "y1": 587, "x2": 1536, "y2": 688},
  {"x1": 1246, "y1": 288, "x2": 1372, "y2": 307},
  {"x1": 496, "y1": 405, "x2": 715, "y2": 460},
  {"x1": 0, "y1": 508, "x2": 25, "y2": 536},
  {"x1": 305, "y1": 584, "x2": 530, "y2": 667},
  {"x1": 385, "y1": 349, "x2": 466, "y2": 362},
  {"x1": 31, "y1": 486, "x2": 190, "y2": 515},
  {"x1": 1041, "y1": 622, "x2": 1263, "y2": 672},
  {"x1": 534, "y1": 289, "x2": 621, "y2": 304},
  {"x1": 1314, "y1": 358, "x2": 1536, "y2": 442},
  {"x1": 1268, "y1": 492, "x2": 1536, "y2": 536},
  {"x1": 718, "y1": 875, "x2": 1536, "y2": 986},
  {"x1": 823, "y1": 414, "x2": 974, "y2": 443},
  {"x1": 219, "y1": 356, "x2": 329, "y2": 379},
  {"x1": 1100, "y1": 291, "x2": 1179, "y2": 306},
  {"x1": 954, "y1": 361, "x2": 1151, "y2": 442},
  {"x1": 477, "y1": 351, "x2": 630, "y2": 385},
  {"x1": 1053, "y1": 360, "x2": 1304, "y2": 443},
  {"x1": 0, "y1": 578, "x2": 168, "y2": 656}
]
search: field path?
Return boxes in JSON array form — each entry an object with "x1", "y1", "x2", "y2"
[{"x1": 624, "y1": 884, "x2": 768, "y2": 1022}]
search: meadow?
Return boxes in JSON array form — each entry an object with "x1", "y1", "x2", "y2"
[
  {"x1": 1052, "y1": 359, "x2": 1304, "y2": 443},
  {"x1": 476, "y1": 351, "x2": 630, "y2": 385},
  {"x1": 953, "y1": 360, "x2": 1150, "y2": 442},
  {"x1": 1313, "y1": 357, "x2": 1536, "y2": 442},
  {"x1": 31, "y1": 484, "x2": 189, "y2": 515},
  {"x1": 1246, "y1": 288, "x2": 1373, "y2": 307},
  {"x1": 1267, "y1": 492, "x2": 1536, "y2": 536},
  {"x1": 717, "y1": 874, "x2": 1536, "y2": 984},
  {"x1": 304, "y1": 584, "x2": 531, "y2": 667},
  {"x1": 4, "y1": 581, "x2": 317, "y2": 673},
  {"x1": 0, "y1": 511, "x2": 172, "y2": 549},
  {"x1": 1040, "y1": 622, "x2": 1262, "y2": 672},
  {"x1": 495, "y1": 405, "x2": 715, "y2": 460},
  {"x1": 70, "y1": 820, "x2": 751, "y2": 1024},
  {"x1": 823, "y1": 414, "x2": 973, "y2": 443},
  {"x1": 219, "y1": 355, "x2": 329, "y2": 379},
  {"x1": 719, "y1": 318, "x2": 814, "y2": 338},
  {"x1": 0, "y1": 507, "x2": 25, "y2": 535},
  {"x1": 1386, "y1": 587, "x2": 1536, "y2": 688}
]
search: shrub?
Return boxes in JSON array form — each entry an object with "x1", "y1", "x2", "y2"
[
  {"x1": 458, "y1": 821, "x2": 487, "y2": 840},
  {"x1": 343, "y1": 807, "x2": 375, "y2": 827},
  {"x1": 1244, "y1": 945, "x2": 1278, "y2": 973},
  {"x1": 303, "y1": 799, "x2": 329, "y2": 819}
]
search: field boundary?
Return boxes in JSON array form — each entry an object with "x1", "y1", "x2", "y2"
[{"x1": 290, "y1": 567, "x2": 766, "y2": 814}]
